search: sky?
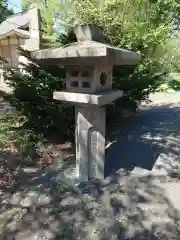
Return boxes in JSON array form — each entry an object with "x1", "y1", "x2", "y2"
[{"x1": 7, "y1": 0, "x2": 22, "y2": 13}]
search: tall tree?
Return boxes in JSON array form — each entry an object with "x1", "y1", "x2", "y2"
[
  {"x1": 21, "y1": 0, "x2": 72, "y2": 41},
  {"x1": 70, "y1": 0, "x2": 180, "y2": 106},
  {"x1": 19, "y1": 0, "x2": 180, "y2": 107}
]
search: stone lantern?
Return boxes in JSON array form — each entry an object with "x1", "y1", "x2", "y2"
[{"x1": 32, "y1": 24, "x2": 140, "y2": 182}]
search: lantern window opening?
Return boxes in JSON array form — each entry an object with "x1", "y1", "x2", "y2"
[
  {"x1": 71, "y1": 81, "x2": 79, "y2": 87},
  {"x1": 82, "y1": 70, "x2": 91, "y2": 78},
  {"x1": 71, "y1": 70, "x2": 79, "y2": 77},
  {"x1": 82, "y1": 81, "x2": 90, "y2": 88},
  {"x1": 100, "y1": 72, "x2": 107, "y2": 86}
]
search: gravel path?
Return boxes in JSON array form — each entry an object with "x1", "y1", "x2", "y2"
[{"x1": 0, "y1": 92, "x2": 180, "y2": 240}]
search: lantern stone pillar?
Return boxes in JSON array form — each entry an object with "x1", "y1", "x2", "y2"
[
  {"x1": 31, "y1": 23, "x2": 140, "y2": 182},
  {"x1": 75, "y1": 106, "x2": 106, "y2": 181}
]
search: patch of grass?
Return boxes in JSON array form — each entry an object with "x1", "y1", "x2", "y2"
[
  {"x1": 168, "y1": 79, "x2": 180, "y2": 91},
  {"x1": 0, "y1": 115, "x2": 43, "y2": 167},
  {"x1": 0, "y1": 115, "x2": 45, "y2": 187},
  {"x1": 156, "y1": 74, "x2": 180, "y2": 92}
]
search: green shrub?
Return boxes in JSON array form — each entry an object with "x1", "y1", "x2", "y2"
[
  {"x1": 168, "y1": 79, "x2": 180, "y2": 91},
  {"x1": 2, "y1": 0, "x2": 180, "y2": 147},
  {"x1": 156, "y1": 83, "x2": 169, "y2": 92},
  {"x1": 5, "y1": 48, "x2": 74, "y2": 140},
  {"x1": 63, "y1": 0, "x2": 180, "y2": 108}
]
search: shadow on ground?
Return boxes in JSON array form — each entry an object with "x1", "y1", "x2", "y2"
[
  {"x1": 0, "y1": 103, "x2": 180, "y2": 239},
  {"x1": 105, "y1": 103, "x2": 180, "y2": 177}
]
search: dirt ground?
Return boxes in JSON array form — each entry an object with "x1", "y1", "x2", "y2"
[{"x1": 0, "y1": 92, "x2": 180, "y2": 240}]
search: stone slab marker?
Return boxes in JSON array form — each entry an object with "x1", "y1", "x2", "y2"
[{"x1": 31, "y1": 23, "x2": 140, "y2": 182}]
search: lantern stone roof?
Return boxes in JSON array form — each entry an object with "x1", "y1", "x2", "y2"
[{"x1": 32, "y1": 40, "x2": 139, "y2": 66}]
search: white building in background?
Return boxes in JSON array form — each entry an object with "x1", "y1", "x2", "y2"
[{"x1": 0, "y1": 7, "x2": 40, "y2": 92}]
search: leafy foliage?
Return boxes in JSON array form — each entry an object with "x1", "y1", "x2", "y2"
[
  {"x1": 0, "y1": 0, "x2": 13, "y2": 24},
  {"x1": 0, "y1": 115, "x2": 42, "y2": 165},
  {"x1": 166, "y1": 74, "x2": 180, "y2": 91},
  {"x1": 21, "y1": 0, "x2": 73, "y2": 42},
  {"x1": 168, "y1": 79, "x2": 180, "y2": 90},
  {"x1": 69, "y1": 0, "x2": 180, "y2": 107},
  {"x1": 5, "y1": 48, "x2": 74, "y2": 141}
]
